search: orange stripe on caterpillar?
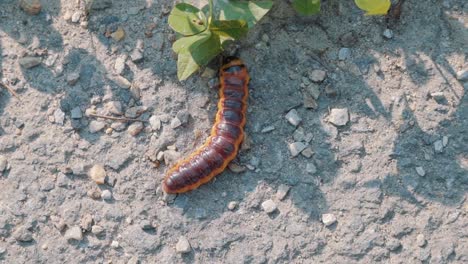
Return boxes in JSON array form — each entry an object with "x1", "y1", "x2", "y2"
[{"x1": 162, "y1": 57, "x2": 250, "y2": 194}]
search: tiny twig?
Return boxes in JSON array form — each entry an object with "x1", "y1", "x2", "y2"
[
  {"x1": 88, "y1": 113, "x2": 147, "y2": 123},
  {"x1": 0, "y1": 82, "x2": 21, "y2": 101}
]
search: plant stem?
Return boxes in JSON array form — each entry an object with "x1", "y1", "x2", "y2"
[{"x1": 208, "y1": 0, "x2": 213, "y2": 25}]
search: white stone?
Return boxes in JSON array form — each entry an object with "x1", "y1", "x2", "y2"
[
  {"x1": 309, "y1": 70, "x2": 327, "y2": 82},
  {"x1": 101, "y1": 190, "x2": 112, "y2": 200},
  {"x1": 89, "y1": 121, "x2": 106, "y2": 133},
  {"x1": 322, "y1": 213, "x2": 337, "y2": 226},
  {"x1": 54, "y1": 108, "x2": 65, "y2": 125},
  {"x1": 383, "y1": 29, "x2": 393, "y2": 39},
  {"x1": 329, "y1": 108, "x2": 349, "y2": 126},
  {"x1": 288, "y1": 142, "x2": 307, "y2": 157},
  {"x1": 416, "y1": 166, "x2": 426, "y2": 177},
  {"x1": 149, "y1": 116, "x2": 161, "y2": 131},
  {"x1": 261, "y1": 199, "x2": 277, "y2": 214},
  {"x1": 64, "y1": 226, "x2": 83, "y2": 241},
  {"x1": 111, "y1": 240, "x2": 120, "y2": 248},
  {"x1": 227, "y1": 201, "x2": 238, "y2": 211},
  {"x1": 176, "y1": 236, "x2": 191, "y2": 253},
  {"x1": 285, "y1": 109, "x2": 302, "y2": 127},
  {"x1": 416, "y1": 234, "x2": 426, "y2": 247}
]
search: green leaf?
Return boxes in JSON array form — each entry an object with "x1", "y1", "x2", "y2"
[
  {"x1": 173, "y1": 33, "x2": 211, "y2": 53},
  {"x1": 354, "y1": 0, "x2": 391, "y2": 15},
  {"x1": 168, "y1": 3, "x2": 207, "y2": 36},
  {"x1": 214, "y1": 0, "x2": 273, "y2": 28},
  {"x1": 175, "y1": 31, "x2": 222, "y2": 80},
  {"x1": 292, "y1": 0, "x2": 321, "y2": 15},
  {"x1": 210, "y1": 19, "x2": 248, "y2": 44}
]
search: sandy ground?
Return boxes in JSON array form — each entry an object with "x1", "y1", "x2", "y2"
[{"x1": 0, "y1": 0, "x2": 467, "y2": 263}]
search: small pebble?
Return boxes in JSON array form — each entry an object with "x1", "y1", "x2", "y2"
[
  {"x1": 80, "y1": 214, "x2": 94, "y2": 231},
  {"x1": 434, "y1": 140, "x2": 444, "y2": 153},
  {"x1": 416, "y1": 234, "x2": 426, "y2": 247},
  {"x1": 321, "y1": 213, "x2": 337, "y2": 226},
  {"x1": 71, "y1": 11, "x2": 81, "y2": 23},
  {"x1": 114, "y1": 56, "x2": 127, "y2": 75},
  {"x1": 149, "y1": 116, "x2": 161, "y2": 131},
  {"x1": 301, "y1": 147, "x2": 314, "y2": 158},
  {"x1": 101, "y1": 190, "x2": 112, "y2": 200},
  {"x1": 338, "y1": 48, "x2": 351, "y2": 61},
  {"x1": 309, "y1": 70, "x2": 327, "y2": 82},
  {"x1": 111, "y1": 241, "x2": 120, "y2": 249},
  {"x1": 106, "y1": 101, "x2": 123, "y2": 115},
  {"x1": 416, "y1": 166, "x2": 426, "y2": 177},
  {"x1": 89, "y1": 164, "x2": 106, "y2": 184},
  {"x1": 176, "y1": 236, "x2": 192, "y2": 253},
  {"x1": 170, "y1": 117, "x2": 182, "y2": 129},
  {"x1": 276, "y1": 184, "x2": 290, "y2": 200},
  {"x1": 66, "y1": 72, "x2": 80, "y2": 86},
  {"x1": 91, "y1": 225, "x2": 104, "y2": 235},
  {"x1": 89, "y1": 121, "x2": 106, "y2": 133},
  {"x1": 261, "y1": 199, "x2": 277, "y2": 214},
  {"x1": 329, "y1": 108, "x2": 349, "y2": 127},
  {"x1": 111, "y1": 27, "x2": 126, "y2": 41},
  {"x1": 19, "y1": 56, "x2": 41, "y2": 68},
  {"x1": 0, "y1": 155, "x2": 8, "y2": 172},
  {"x1": 64, "y1": 226, "x2": 83, "y2": 241},
  {"x1": 261, "y1": 125, "x2": 275, "y2": 133},
  {"x1": 306, "y1": 163, "x2": 317, "y2": 174},
  {"x1": 54, "y1": 108, "x2": 65, "y2": 125},
  {"x1": 228, "y1": 163, "x2": 246, "y2": 173},
  {"x1": 130, "y1": 49, "x2": 144, "y2": 63},
  {"x1": 128, "y1": 122, "x2": 144, "y2": 136},
  {"x1": 456, "y1": 69, "x2": 468, "y2": 82},
  {"x1": 70, "y1": 107, "x2": 82, "y2": 119},
  {"x1": 114, "y1": 76, "x2": 132, "y2": 88},
  {"x1": 19, "y1": 0, "x2": 42, "y2": 15},
  {"x1": 442, "y1": 136, "x2": 448, "y2": 147},
  {"x1": 227, "y1": 201, "x2": 238, "y2": 211},
  {"x1": 13, "y1": 227, "x2": 33, "y2": 242},
  {"x1": 285, "y1": 109, "x2": 302, "y2": 127},
  {"x1": 288, "y1": 142, "x2": 307, "y2": 157},
  {"x1": 383, "y1": 28, "x2": 394, "y2": 39}
]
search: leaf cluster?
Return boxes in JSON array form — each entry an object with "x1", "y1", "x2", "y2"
[
  {"x1": 169, "y1": 0, "x2": 273, "y2": 80},
  {"x1": 291, "y1": 0, "x2": 391, "y2": 15}
]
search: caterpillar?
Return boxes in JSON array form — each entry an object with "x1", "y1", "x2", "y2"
[{"x1": 162, "y1": 57, "x2": 250, "y2": 194}]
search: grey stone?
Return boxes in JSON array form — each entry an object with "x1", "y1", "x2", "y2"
[
  {"x1": 176, "y1": 110, "x2": 190, "y2": 125},
  {"x1": 322, "y1": 213, "x2": 337, "y2": 226},
  {"x1": 285, "y1": 109, "x2": 302, "y2": 127},
  {"x1": 176, "y1": 236, "x2": 191, "y2": 253},
  {"x1": 66, "y1": 72, "x2": 80, "y2": 86},
  {"x1": 89, "y1": 121, "x2": 106, "y2": 133},
  {"x1": 80, "y1": 214, "x2": 94, "y2": 231},
  {"x1": 442, "y1": 136, "x2": 448, "y2": 147},
  {"x1": 0, "y1": 155, "x2": 8, "y2": 172},
  {"x1": 276, "y1": 184, "x2": 290, "y2": 201},
  {"x1": 456, "y1": 69, "x2": 468, "y2": 82},
  {"x1": 125, "y1": 106, "x2": 147, "y2": 118},
  {"x1": 338, "y1": 48, "x2": 351, "y2": 60},
  {"x1": 64, "y1": 226, "x2": 83, "y2": 241},
  {"x1": 130, "y1": 49, "x2": 144, "y2": 63},
  {"x1": 416, "y1": 166, "x2": 426, "y2": 177},
  {"x1": 329, "y1": 108, "x2": 349, "y2": 126},
  {"x1": 106, "y1": 101, "x2": 123, "y2": 115},
  {"x1": 101, "y1": 190, "x2": 112, "y2": 200},
  {"x1": 13, "y1": 227, "x2": 33, "y2": 242},
  {"x1": 434, "y1": 140, "x2": 443, "y2": 153},
  {"x1": 128, "y1": 122, "x2": 144, "y2": 136},
  {"x1": 261, "y1": 199, "x2": 277, "y2": 213},
  {"x1": 306, "y1": 163, "x2": 317, "y2": 174},
  {"x1": 70, "y1": 107, "x2": 82, "y2": 119},
  {"x1": 386, "y1": 238, "x2": 401, "y2": 251},
  {"x1": 288, "y1": 142, "x2": 307, "y2": 157},
  {"x1": 261, "y1": 125, "x2": 275, "y2": 133},
  {"x1": 19, "y1": 57, "x2": 41, "y2": 68},
  {"x1": 309, "y1": 70, "x2": 327, "y2": 82},
  {"x1": 90, "y1": 0, "x2": 112, "y2": 10},
  {"x1": 306, "y1": 84, "x2": 321, "y2": 99},
  {"x1": 301, "y1": 147, "x2": 314, "y2": 158}
]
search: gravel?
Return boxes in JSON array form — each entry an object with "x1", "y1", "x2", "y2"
[
  {"x1": 64, "y1": 226, "x2": 83, "y2": 241},
  {"x1": 285, "y1": 109, "x2": 302, "y2": 127},
  {"x1": 321, "y1": 213, "x2": 337, "y2": 226},
  {"x1": 328, "y1": 108, "x2": 349, "y2": 126},
  {"x1": 261, "y1": 200, "x2": 278, "y2": 214},
  {"x1": 101, "y1": 190, "x2": 112, "y2": 201},
  {"x1": 89, "y1": 164, "x2": 106, "y2": 184},
  {"x1": 176, "y1": 236, "x2": 192, "y2": 253}
]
